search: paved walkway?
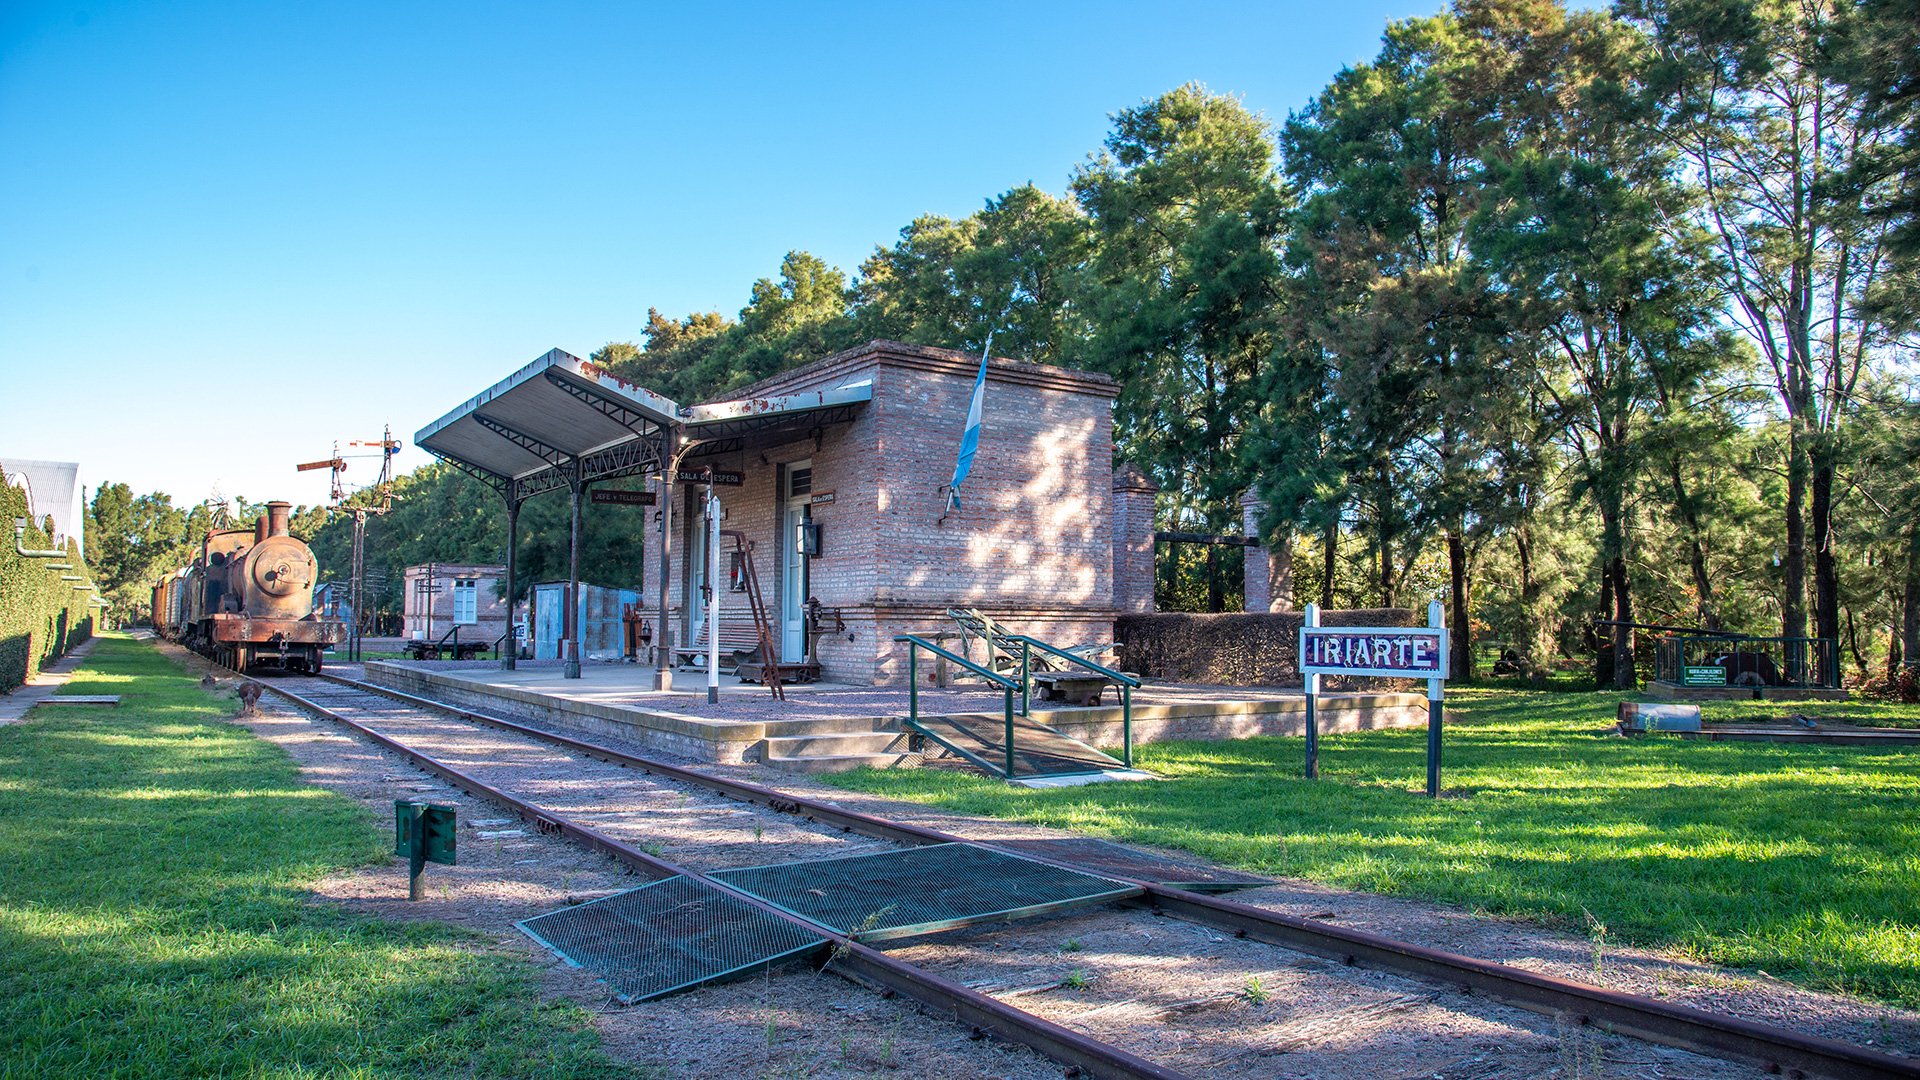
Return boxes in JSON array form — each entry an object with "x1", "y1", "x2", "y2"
[
  {"x1": 366, "y1": 656, "x2": 1303, "y2": 724},
  {"x1": 0, "y1": 637, "x2": 102, "y2": 725}
]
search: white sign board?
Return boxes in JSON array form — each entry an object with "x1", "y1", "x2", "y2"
[{"x1": 1300, "y1": 625, "x2": 1448, "y2": 680}]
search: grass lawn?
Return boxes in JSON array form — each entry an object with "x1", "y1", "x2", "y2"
[
  {"x1": 822, "y1": 684, "x2": 1920, "y2": 1007},
  {"x1": 0, "y1": 633, "x2": 637, "y2": 1080}
]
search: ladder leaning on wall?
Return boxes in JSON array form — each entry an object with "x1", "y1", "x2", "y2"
[{"x1": 718, "y1": 529, "x2": 784, "y2": 701}]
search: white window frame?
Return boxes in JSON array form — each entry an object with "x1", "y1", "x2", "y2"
[{"x1": 453, "y1": 579, "x2": 479, "y2": 625}]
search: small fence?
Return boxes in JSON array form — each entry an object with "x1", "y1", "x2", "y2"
[{"x1": 1654, "y1": 635, "x2": 1841, "y2": 690}]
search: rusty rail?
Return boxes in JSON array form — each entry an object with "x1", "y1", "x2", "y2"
[{"x1": 313, "y1": 672, "x2": 1920, "y2": 1080}]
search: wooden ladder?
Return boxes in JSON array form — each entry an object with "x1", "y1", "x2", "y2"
[{"x1": 720, "y1": 530, "x2": 784, "y2": 701}]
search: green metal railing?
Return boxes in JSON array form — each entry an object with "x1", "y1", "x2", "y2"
[
  {"x1": 896, "y1": 635, "x2": 1021, "y2": 778},
  {"x1": 1655, "y1": 634, "x2": 1840, "y2": 690},
  {"x1": 1007, "y1": 635, "x2": 1139, "y2": 769}
]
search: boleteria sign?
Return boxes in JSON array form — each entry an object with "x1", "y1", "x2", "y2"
[{"x1": 1299, "y1": 601, "x2": 1450, "y2": 797}]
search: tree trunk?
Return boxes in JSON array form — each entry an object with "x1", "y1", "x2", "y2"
[
  {"x1": 1669, "y1": 460, "x2": 1719, "y2": 630},
  {"x1": 1206, "y1": 544, "x2": 1223, "y2": 613},
  {"x1": 1448, "y1": 525, "x2": 1472, "y2": 682},
  {"x1": 1846, "y1": 606, "x2": 1868, "y2": 675},
  {"x1": 1905, "y1": 523, "x2": 1919, "y2": 670},
  {"x1": 1516, "y1": 524, "x2": 1546, "y2": 680},
  {"x1": 1377, "y1": 483, "x2": 1396, "y2": 609},
  {"x1": 1598, "y1": 490, "x2": 1634, "y2": 689},
  {"x1": 1783, "y1": 421, "x2": 1809, "y2": 643},
  {"x1": 1612, "y1": 554, "x2": 1635, "y2": 689},
  {"x1": 1321, "y1": 515, "x2": 1338, "y2": 610},
  {"x1": 1811, "y1": 449, "x2": 1839, "y2": 683}
]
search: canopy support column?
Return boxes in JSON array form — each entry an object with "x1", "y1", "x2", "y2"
[
  {"x1": 654, "y1": 428, "x2": 681, "y2": 692},
  {"x1": 566, "y1": 458, "x2": 585, "y2": 680},
  {"x1": 502, "y1": 484, "x2": 521, "y2": 670}
]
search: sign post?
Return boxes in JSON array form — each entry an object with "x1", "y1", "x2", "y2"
[
  {"x1": 1299, "y1": 606, "x2": 1450, "y2": 796},
  {"x1": 1303, "y1": 603, "x2": 1321, "y2": 779},
  {"x1": 1426, "y1": 600, "x2": 1445, "y2": 799},
  {"x1": 706, "y1": 489, "x2": 722, "y2": 705}
]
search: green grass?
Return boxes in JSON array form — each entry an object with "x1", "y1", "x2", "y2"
[
  {"x1": 0, "y1": 634, "x2": 637, "y2": 1080},
  {"x1": 824, "y1": 684, "x2": 1920, "y2": 1006}
]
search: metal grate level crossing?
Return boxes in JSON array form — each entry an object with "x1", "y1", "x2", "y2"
[
  {"x1": 517, "y1": 875, "x2": 826, "y2": 1002},
  {"x1": 710, "y1": 842, "x2": 1141, "y2": 941},
  {"x1": 518, "y1": 844, "x2": 1141, "y2": 1001}
]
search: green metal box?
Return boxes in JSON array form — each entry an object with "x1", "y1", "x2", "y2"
[{"x1": 394, "y1": 802, "x2": 457, "y2": 865}]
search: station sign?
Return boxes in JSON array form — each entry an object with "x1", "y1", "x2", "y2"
[
  {"x1": 675, "y1": 469, "x2": 744, "y2": 486},
  {"x1": 591, "y1": 489, "x2": 657, "y2": 506},
  {"x1": 1299, "y1": 602, "x2": 1451, "y2": 799},
  {"x1": 1300, "y1": 625, "x2": 1447, "y2": 679},
  {"x1": 1682, "y1": 665, "x2": 1727, "y2": 687}
]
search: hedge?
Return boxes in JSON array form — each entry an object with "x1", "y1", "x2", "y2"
[
  {"x1": 1, "y1": 472, "x2": 97, "y2": 692},
  {"x1": 1114, "y1": 608, "x2": 1417, "y2": 688}
]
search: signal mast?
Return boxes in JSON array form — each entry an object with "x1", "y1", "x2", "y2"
[{"x1": 296, "y1": 425, "x2": 401, "y2": 661}]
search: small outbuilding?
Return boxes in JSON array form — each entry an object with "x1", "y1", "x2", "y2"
[{"x1": 402, "y1": 563, "x2": 513, "y2": 650}]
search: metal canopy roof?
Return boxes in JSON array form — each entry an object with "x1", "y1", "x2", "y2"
[
  {"x1": 417, "y1": 351, "x2": 874, "y2": 495},
  {"x1": 681, "y1": 381, "x2": 873, "y2": 460},
  {"x1": 415, "y1": 349, "x2": 681, "y2": 499}
]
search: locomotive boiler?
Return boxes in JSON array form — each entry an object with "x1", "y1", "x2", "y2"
[{"x1": 151, "y1": 501, "x2": 344, "y2": 673}]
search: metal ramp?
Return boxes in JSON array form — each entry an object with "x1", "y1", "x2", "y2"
[
  {"x1": 907, "y1": 710, "x2": 1130, "y2": 780},
  {"x1": 517, "y1": 843, "x2": 1140, "y2": 1001},
  {"x1": 893, "y1": 631, "x2": 1147, "y2": 781}
]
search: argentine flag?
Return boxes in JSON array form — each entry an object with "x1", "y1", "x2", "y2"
[{"x1": 946, "y1": 337, "x2": 991, "y2": 513}]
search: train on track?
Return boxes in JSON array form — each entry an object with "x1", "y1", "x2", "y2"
[{"x1": 152, "y1": 501, "x2": 344, "y2": 673}]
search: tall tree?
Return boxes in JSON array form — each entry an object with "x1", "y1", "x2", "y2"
[
  {"x1": 1622, "y1": 0, "x2": 1905, "y2": 674},
  {"x1": 1280, "y1": 10, "x2": 1504, "y2": 669},
  {"x1": 1464, "y1": 0, "x2": 1738, "y2": 684},
  {"x1": 1075, "y1": 84, "x2": 1290, "y2": 547},
  {"x1": 851, "y1": 185, "x2": 1090, "y2": 362}
]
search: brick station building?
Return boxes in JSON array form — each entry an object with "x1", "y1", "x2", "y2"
[
  {"x1": 417, "y1": 339, "x2": 1280, "y2": 687},
  {"x1": 649, "y1": 341, "x2": 1124, "y2": 685}
]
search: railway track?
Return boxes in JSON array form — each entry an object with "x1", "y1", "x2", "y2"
[{"x1": 242, "y1": 668, "x2": 1915, "y2": 1080}]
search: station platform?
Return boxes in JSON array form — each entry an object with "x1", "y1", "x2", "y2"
[{"x1": 360, "y1": 658, "x2": 1429, "y2": 772}]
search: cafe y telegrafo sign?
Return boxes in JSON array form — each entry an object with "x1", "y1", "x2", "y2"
[{"x1": 1300, "y1": 624, "x2": 1448, "y2": 680}]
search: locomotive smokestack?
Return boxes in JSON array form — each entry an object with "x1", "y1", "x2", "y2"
[{"x1": 266, "y1": 501, "x2": 291, "y2": 538}]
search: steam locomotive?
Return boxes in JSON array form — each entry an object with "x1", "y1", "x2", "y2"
[{"x1": 152, "y1": 501, "x2": 344, "y2": 673}]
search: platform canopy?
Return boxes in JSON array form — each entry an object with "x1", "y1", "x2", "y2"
[
  {"x1": 417, "y1": 348, "x2": 876, "y2": 488},
  {"x1": 680, "y1": 380, "x2": 873, "y2": 461},
  {"x1": 415, "y1": 349, "x2": 681, "y2": 499}
]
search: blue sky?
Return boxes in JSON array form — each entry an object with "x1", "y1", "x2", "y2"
[{"x1": 4, "y1": 0, "x2": 1459, "y2": 510}]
